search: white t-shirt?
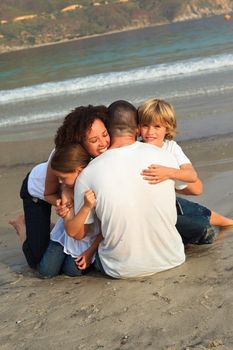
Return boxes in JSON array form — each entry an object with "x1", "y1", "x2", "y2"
[
  {"x1": 162, "y1": 140, "x2": 191, "y2": 190},
  {"x1": 74, "y1": 141, "x2": 185, "y2": 279},
  {"x1": 28, "y1": 149, "x2": 55, "y2": 200},
  {"x1": 162, "y1": 140, "x2": 191, "y2": 166},
  {"x1": 51, "y1": 216, "x2": 100, "y2": 260}
]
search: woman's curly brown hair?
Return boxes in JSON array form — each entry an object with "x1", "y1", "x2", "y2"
[{"x1": 54, "y1": 105, "x2": 109, "y2": 148}]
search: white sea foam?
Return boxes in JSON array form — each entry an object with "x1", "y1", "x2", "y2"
[
  {"x1": 1, "y1": 83, "x2": 232, "y2": 128},
  {"x1": 1, "y1": 53, "x2": 233, "y2": 105},
  {"x1": 133, "y1": 84, "x2": 233, "y2": 104},
  {"x1": 0, "y1": 110, "x2": 65, "y2": 127}
]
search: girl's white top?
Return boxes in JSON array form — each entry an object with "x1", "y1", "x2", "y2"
[{"x1": 51, "y1": 215, "x2": 100, "y2": 260}]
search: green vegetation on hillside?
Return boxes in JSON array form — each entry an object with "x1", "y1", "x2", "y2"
[{"x1": 0, "y1": 0, "x2": 232, "y2": 52}]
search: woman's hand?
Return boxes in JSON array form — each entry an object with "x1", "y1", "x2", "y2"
[
  {"x1": 61, "y1": 185, "x2": 74, "y2": 207},
  {"x1": 55, "y1": 199, "x2": 71, "y2": 218}
]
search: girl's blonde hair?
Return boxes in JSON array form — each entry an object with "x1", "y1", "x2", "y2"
[
  {"x1": 51, "y1": 144, "x2": 91, "y2": 173},
  {"x1": 138, "y1": 98, "x2": 177, "y2": 140}
]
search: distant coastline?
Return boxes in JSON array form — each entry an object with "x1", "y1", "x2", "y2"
[
  {"x1": 0, "y1": 20, "x2": 168, "y2": 55},
  {"x1": 0, "y1": 13, "x2": 231, "y2": 56},
  {"x1": 0, "y1": 23, "x2": 169, "y2": 55}
]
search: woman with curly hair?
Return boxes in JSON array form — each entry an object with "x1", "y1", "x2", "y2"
[{"x1": 9, "y1": 105, "x2": 110, "y2": 271}]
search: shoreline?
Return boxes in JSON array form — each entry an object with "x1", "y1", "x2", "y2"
[
  {"x1": 0, "y1": 21, "x2": 168, "y2": 55},
  {"x1": 0, "y1": 13, "x2": 228, "y2": 56}
]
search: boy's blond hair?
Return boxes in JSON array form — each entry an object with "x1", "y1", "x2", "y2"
[{"x1": 138, "y1": 98, "x2": 177, "y2": 140}]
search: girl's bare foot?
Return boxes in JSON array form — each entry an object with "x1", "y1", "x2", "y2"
[{"x1": 8, "y1": 214, "x2": 26, "y2": 245}]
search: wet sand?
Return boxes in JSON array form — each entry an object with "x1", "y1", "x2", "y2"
[{"x1": 1, "y1": 134, "x2": 233, "y2": 349}]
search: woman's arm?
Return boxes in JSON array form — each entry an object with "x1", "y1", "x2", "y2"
[
  {"x1": 44, "y1": 161, "x2": 61, "y2": 205},
  {"x1": 44, "y1": 162, "x2": 72, "y2": 218}
]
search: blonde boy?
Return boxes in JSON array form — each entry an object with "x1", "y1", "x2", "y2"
[
  {"x1": 138, "y1": 98, "x2": 233, "y2": 242},
  {"x1": 138, "y1": 98, "x2": 200, "y2": 191}
]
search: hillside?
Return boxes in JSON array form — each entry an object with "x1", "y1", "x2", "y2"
[{"x1": 0, "y1": 0, "x2": 233, "y2": 53}]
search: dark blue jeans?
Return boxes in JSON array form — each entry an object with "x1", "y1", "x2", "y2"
[
  {"x1": 38, "y1": 240, "x2": 107, "y2": 278},
  {"x1": 176, "y1": 197, "x2": 216, "y2": 245},
  {"x1": 38, "y1": 240, "x2": 84, "y2": 278},
  {"x1": 20, "y1": 173, "x2": 51, "y2": 268}
]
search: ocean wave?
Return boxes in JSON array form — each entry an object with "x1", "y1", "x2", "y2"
[
  {"x1": 1, "y1": 83, "x2": 233, "y2": 128},
  {"x1": 1, "y1": 53, "x2": 233, "y2": 104},
  {"x1": 133, "y1": 83, "x2": 233, "y2": 104},
  {"x1": 0, "y1": 110, "x2": 65, "y2": 127}
]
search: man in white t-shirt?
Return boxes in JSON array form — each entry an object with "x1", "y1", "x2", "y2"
[{"x1": 74, "y1": 100, "x2": 185, "y2": 278}]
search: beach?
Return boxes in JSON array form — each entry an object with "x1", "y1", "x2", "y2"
[
  {"x1": 1, "y1": 132, "x2": 233, "y2": 350},
  {"x1": 1, "y1": 14, "x2": 233, "y2": 349}
]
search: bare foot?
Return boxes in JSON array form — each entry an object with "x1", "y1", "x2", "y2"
[
  {"x1": 210, "y1": 211, "x2": 233, "y2": 227},
  {"x1": 8, "y1": 214, "x2": 26, "y2": 245}
]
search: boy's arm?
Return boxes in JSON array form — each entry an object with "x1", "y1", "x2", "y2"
[
  {"x1": 175, "y1": 177, "x2": 203, "y2": 196},
  {"x1": 75, "y1": 233, "x2": 103, "y2": 270},
  {"x1": 141, "y1": 163, "x2": 197, "y2": 184},
  {"x1": 63, "y1": 190, "x2": 96, "y2": 240}
]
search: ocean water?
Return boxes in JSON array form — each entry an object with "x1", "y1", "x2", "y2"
[{"x1": 0, "y1": 15, "x2": 233, "y2": 141}]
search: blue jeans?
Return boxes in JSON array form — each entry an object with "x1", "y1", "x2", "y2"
[
  {"x1": 176, "y1": 197, "x2": 216, "y2": 244},
  {"x1": 93, "y1": 251, "x2": 107, "y2": 275},
  {"x1": 38, "y1": 240, "x2": 83, "y2": 278},
  {"x1": 20, "y1": 173, "x2": 51, "y2": 268}
]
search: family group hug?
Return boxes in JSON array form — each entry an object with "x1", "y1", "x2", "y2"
[{"x1": 9, "y1": 99, "x2": 233, "y2": 279}]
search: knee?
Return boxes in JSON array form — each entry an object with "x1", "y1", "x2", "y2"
[
  {"x1": 62, "y1": 257, "x2": 83, "y2": 277},
  {"x1": 37, "y1": 264, "x2": 61, "y2": 278},
  {"x1": 37, "y1": 241, "x2": 64, "y2": 278}
]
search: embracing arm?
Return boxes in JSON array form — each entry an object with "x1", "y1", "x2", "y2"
[
  {"x1": 63, "y1": 190, "x2": 96, "y2": 240},
  {"x1": 141, "y1": 163, "x2": 197, "y2": 184},
  {"x1": 44, "y1": 161, "x2": 61, "y2": 205},
  {"x1": 45, "y1": 162, "x2": 73, "y2": 218},
  {"x1": 176, "y1": 177, "x2": 203, "y2": 196}
]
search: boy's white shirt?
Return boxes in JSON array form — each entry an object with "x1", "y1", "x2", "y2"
[
  {"x1": 162, "y1": 140, "x2": 191, "y2": 165},
  {"x1": 162, "y1": 139, "x2": 190, "y2": 190}
]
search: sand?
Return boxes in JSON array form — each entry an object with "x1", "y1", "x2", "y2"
[{"x1": 1, "y1": 134, "x2": 233, "y2": 350}]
